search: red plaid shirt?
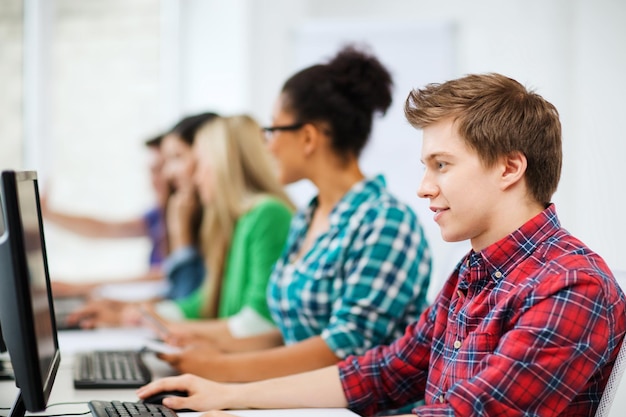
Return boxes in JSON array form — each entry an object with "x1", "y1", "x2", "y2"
[{"x1": 339, "y1": 205, "x2": 626, "y2": 416}]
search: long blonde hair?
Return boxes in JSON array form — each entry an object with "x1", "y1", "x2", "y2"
[{"x1": 194, "y1": 115, "x2": 295, "y2": 317}]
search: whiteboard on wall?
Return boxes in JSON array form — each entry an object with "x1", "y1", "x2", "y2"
[{"x1": 288, "y1": 20, "x2": 470, "y2": 301}]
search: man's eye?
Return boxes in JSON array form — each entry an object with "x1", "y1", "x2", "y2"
[{"x1": 437, "y1": 161, "x2": 448, "y2": 169}]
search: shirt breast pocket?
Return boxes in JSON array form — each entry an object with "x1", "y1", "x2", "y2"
[{"x1": 453, "y1": 332, "x2": 499, "y2": 381}]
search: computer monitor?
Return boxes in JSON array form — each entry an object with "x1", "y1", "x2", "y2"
[
  {"x1": 0, "y1": 170, "x2": 61, "y2": 417},
  {"x1": 0, "y1": 197, "x2": 8, "y2": 355}
]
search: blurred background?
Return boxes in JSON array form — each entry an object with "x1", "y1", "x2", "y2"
[{"x1": 1, "y1": 0, "x2": 625, "y2": 303}]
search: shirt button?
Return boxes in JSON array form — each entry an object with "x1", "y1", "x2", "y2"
[
  {"x1": 465, "y1": 260, "x2": 470, "y2": 267},
  {"x1": 453, "y1": 340, "x2": 462, "y2": 349},
  {"x1": 456, "y1": 290, "x2": 463, "y2": 298},
  {"x1": 494, "y1": 271, "x2": 502, "y2": 278},
  {"x1": 439, "y1": 395, "x2": 445, "y2": 403}
]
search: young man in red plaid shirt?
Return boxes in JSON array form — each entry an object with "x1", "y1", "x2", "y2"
[{"x1": 138, "y1": 73, "x2": 626, "y2": 417}]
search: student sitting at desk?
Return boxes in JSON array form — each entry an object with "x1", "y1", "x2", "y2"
[
  {"x1": 69, "y1": 114, "x2": 295, "y2": 341},
  {"x1": 138, "y1": 73, "x2": 626, "y2": 417},
  {"x1": 149, "y1": 45, "x2": 432, "y2": 382}
]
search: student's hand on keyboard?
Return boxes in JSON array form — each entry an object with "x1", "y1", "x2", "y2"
[
  {"x1": 136, "y1": 373, "x2": 235, "y2": 412},
  {"x1": 155, "y1": 341, "x2": 224, "y2": 379},
  {"x1": 67, "y1": 298, "x2": 129, "y2": 329}
]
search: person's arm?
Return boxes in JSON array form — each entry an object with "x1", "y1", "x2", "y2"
[
  {"x1": 42, "y1": 208, "x2": 147, "y2": 238},
  {"x1": 51, "y1": 267, "x2": 164, "y2": 298},
  {"x1": 158, "y1": 334, "x2": 340, "y2": 382},
  {"x1": 136, "y1": 365, "x2": 347, "y2": 412},
  {"x1": 142, "y1": 306, "x2": 284, "y2": 353},
  {"x1": 163, "y1": 319, "x2": 284, "y2": 353},
  {"x1": 212, "y1": 327, "x2": 284, "y2": 352}
]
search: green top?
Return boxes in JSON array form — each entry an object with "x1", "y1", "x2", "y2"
[{"x1": 175, "y1": 197, "x2": 292, "y2": 320}]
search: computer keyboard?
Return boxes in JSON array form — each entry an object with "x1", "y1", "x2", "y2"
[
  {"x1": 88, "y1": 400, "x2": 177, "y2": 417},
  {"x1": 74, "y1": 350, "x2": 152, "y2": 389}
]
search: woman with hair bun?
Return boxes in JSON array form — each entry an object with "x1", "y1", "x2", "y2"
[{"x1": 155, "y1": 45, "x2": 432, "y2": 382}]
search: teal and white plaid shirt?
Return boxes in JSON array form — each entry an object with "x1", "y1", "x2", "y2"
[{"x1": 268, "y1": 175, "x2": 432, "y2": 358}]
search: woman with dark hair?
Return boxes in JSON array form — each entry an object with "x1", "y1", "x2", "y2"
[{"x1": 155, "y1": 45, "x2": 432, "y2": 383}]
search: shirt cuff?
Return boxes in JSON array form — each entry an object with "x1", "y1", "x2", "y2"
[
  {"x1": 154, "y1": 300, "x2": 185, "y2": 321},
  {"x1": 162, "y1": 246, "x2": 199, "y2": 275},
  {"x1": 227, "y1": 306, "x2": 276, "y2": 338}
]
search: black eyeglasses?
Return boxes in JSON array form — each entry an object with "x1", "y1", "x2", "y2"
[{"x1": 261, "y1": 122, "x2": 305, "y2": 139}]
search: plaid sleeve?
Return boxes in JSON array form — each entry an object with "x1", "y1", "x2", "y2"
[
  {"x1": 322, "y1": 204, "x2": 430, "y2": 358},
  {"x1": 339, "y1": 304, "x2": 437, "y2": 415}
]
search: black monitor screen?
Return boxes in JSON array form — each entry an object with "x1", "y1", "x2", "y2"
[
  {"x1": 0, "y1": 170, "x2": 60, "y2": 415},
  {"x1": 0, "y1": 198, "x2": 5, "y2": 355}
]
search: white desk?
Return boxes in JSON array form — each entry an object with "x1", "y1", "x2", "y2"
[{"x1": 0, "y1": 328, "x2": 358, "y2": 417}]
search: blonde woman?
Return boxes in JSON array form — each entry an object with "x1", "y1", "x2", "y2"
[{"x1": 151, "y1": 115, "x2": 295, "y2": 344}]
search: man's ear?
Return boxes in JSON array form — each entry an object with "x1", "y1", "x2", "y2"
[{"x1": 500, "y1": 151, "x2": 527, "y2": 190}]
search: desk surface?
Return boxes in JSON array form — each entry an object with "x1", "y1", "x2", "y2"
[{"x1": 0, "y1": 328, "x2": 358, "y2": 417}]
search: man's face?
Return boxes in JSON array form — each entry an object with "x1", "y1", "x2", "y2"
[{"x1": 418, "y1": 118, "x2": 504, "y2": 251}]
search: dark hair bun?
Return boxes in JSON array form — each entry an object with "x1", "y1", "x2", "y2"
[
  {"x1": 281, "y1": 44, "x2": 394, "y2": 157},
  {"x1": 327, "y1": 45, "x2": 393, "y2": 116}
]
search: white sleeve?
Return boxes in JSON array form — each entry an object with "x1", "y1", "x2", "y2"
[
  {"x1": 153, "y1": 300, "x2": 186, "y2": 321},
  {"x1": 226, "y1": 306, "x2": 276, "y2": 338}
]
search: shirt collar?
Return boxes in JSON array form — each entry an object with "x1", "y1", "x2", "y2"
[
  {"x1": 468, "y1": 204, "x2": 561, "y2": 284},
  {"x1": 303, "y1": 174, "x2": 387, "y2": 226}
]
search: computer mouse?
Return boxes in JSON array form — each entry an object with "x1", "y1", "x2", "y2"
[{"x1": 139, "y1": 390, "x2": 192, "y2": 411}]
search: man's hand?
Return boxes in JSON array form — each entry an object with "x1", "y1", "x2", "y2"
[{"x1": 136, "y1": 373, "x2": 238, "y2": 411}]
